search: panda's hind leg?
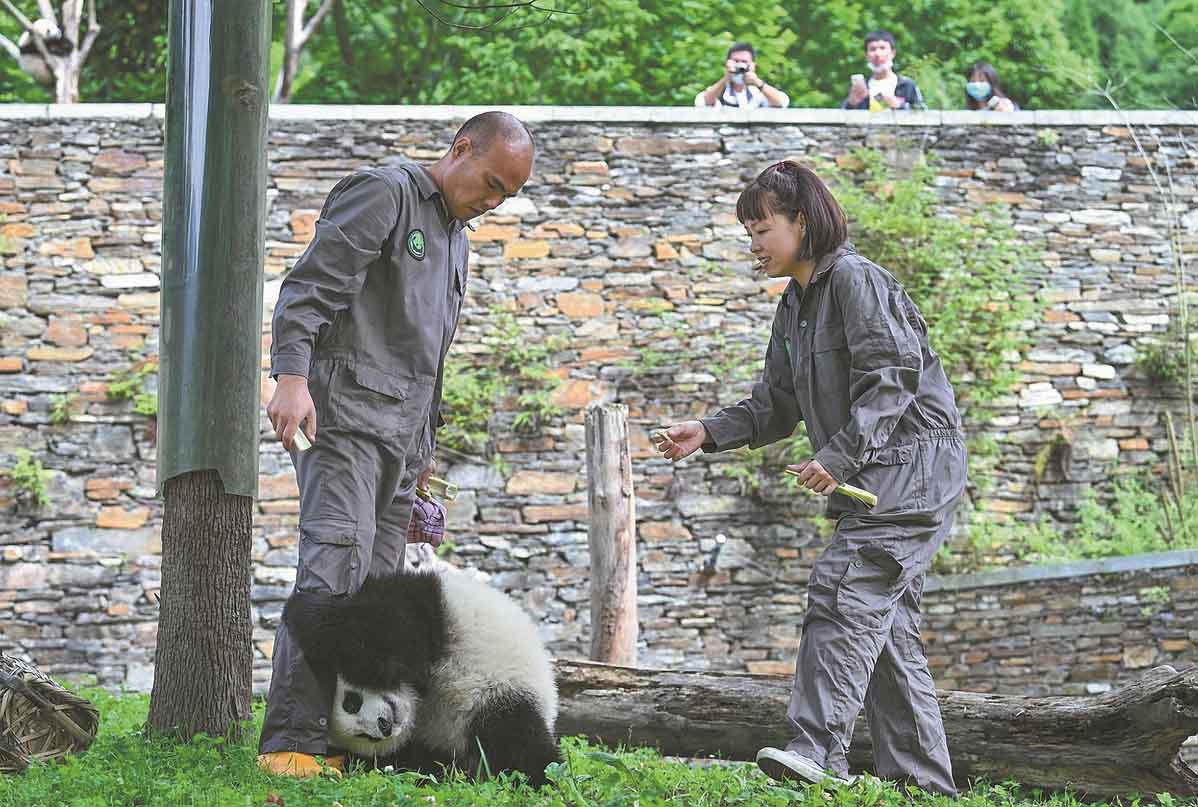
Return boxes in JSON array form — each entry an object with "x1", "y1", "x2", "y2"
[{"x1": 465, "y1": 691, "x2": 561, "y2": 788}]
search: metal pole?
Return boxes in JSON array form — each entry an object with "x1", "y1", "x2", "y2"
[{"x1": 158, "y1": 0, "x2": 268, "y2": 497}]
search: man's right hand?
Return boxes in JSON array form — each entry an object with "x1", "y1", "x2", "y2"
[
  {"x1": 651, "y1": 420, "x2": 708, "y2": 462},
  {"x1": 848, "y1": 81, "x2": 869, "y2": 105},
  {"x1": 267, "y1": 374, "x2": 317, "y2": 452}
]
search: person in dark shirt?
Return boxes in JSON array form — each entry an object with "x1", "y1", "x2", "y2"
[
  {"x1": 258, "y1": 112, "x2": 535, "y2": 780},
  {"x1": 654, "y1": 161, "x2": 964, "y2": 797}
]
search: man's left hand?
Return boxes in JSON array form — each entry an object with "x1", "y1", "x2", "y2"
[
  {"x1": 746, "y1": 69, "x2": 765, "y2": 89},
  {"x1": 883, "y1": 93, "x2": 905, "y2": 109},
  {"x1": 787, "y1": 459, "x2": 839, "y2": 496}
]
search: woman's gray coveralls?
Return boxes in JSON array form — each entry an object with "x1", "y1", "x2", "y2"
[
  {"x1": 260, "y1": 162, "x2": 469, "y2": 757},
  {"x1": 701, "y1": 244, "x2": 965, "y2": 796}
]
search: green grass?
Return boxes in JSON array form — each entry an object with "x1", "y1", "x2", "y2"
[{"x1": 0, "y1": 689, "x2": 1190, "y2": 807}]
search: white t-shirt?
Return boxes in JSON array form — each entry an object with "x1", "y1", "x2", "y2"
[
  {"x1": 695, "y1": 82, "x2": 789, "y2": 109},
  {"x1": 868, "y1": 73, "x2": 898, "y2": 100}
]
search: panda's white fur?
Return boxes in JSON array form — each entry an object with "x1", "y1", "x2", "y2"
[
  {"x1": 411, "y1": 567, "x2": 558, "y2": 751},
  {"x1": 285, "y1": 565, "x2": 561, "y2": 784},
  {"x1": 17, "y1": 19, "x2": 72, "y2": 88}
]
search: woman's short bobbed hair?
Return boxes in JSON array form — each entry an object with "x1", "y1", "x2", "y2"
[{"x1": 736, "y1": 160, "x2": 848, "y2": 263}]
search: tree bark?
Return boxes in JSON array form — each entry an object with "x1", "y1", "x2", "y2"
[
  {"x1": 332, "y1": 0, "x2": 353, "y2": 68},
  {"x1": 585, "y1": 403, "x2": 637, "y2": 666},
  {"x1": 146, "y1": 471, "x2": 253, "y2": 740},
  {"x1": 553, "y1": 659, "x2": 1198, "y2": 800}
]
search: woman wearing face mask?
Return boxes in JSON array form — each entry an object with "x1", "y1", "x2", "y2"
[
  {"x1": 653, "y1": 161, "x2": 965, "y2": 797},
  {"x1": 965, "y1": 62, "x2": 1018, "y2": 112}
]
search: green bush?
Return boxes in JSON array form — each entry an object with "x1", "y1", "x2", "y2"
[
  {"x1": 107, "y1": 357, "x2": 159, "y2": 417},
  {"x1": 49, "y1": 393, "x2": 77, "y2": 426},
  {"x1": 942, "y1": 475, "x2": 1198, "y2": 573},
  {"x1": 5, "y1": 449, "x2": 50, "y2": 510},
  {"x1": 440, "y1": 308, "x2": 565, "y2": 457},
  {"x1": 832, "y1": 150, "x2": 1040, "y2": 406}
]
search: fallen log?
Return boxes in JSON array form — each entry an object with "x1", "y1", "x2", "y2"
[{"x1": 553, "y1": 659, "x2": 1198, "y2": 800}]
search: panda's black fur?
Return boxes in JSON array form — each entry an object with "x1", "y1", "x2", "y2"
[{"x1": 284, "y1": 567, "x2": 561, "y2": 786}]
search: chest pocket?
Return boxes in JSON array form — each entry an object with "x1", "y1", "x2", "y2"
[{"x1": 813, "y1": 327, "x2": 847, "y2": 354}]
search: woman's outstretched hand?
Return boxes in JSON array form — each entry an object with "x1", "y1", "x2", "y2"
[{"x1": 651, "y1": 420, "x2": 708, "y2": 462}]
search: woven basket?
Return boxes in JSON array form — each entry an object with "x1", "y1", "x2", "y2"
[{"x1": 0, "y1": 654, "x2": 99, "y2": 774}]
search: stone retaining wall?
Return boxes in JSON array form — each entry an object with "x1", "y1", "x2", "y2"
[{"x1": 0, "y1": 105, "x2": 1196, "y2": 695}]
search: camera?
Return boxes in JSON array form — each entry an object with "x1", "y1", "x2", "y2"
[{"x1": 731, "y1": 61, "x2": 750, "y2": 74}]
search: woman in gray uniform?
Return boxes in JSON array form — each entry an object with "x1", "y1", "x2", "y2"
[{"x1": 653, "y1": 161, "x2": 965, "y2": 796}]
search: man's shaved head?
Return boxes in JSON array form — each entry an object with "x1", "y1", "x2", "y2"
[
  {"x1": 430, "y1": 111, "x2": 535, "y2": 223},
  {"x1": 451, "y1": 111, "x2": 535, "y2": 158}
]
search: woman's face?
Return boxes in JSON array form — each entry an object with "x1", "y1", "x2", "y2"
[{"x1": 744, "y1": 211, "x2": 805, "y2": 278}]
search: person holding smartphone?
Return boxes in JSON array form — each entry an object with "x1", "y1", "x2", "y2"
[
  {"x1": 841, "y1": 30, "x2": 924, "y2": 111},
  {"x1": 695, "y1": 42, "x2": 790, "y2": 109}
]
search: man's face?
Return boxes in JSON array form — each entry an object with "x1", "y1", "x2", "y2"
[
  {"x1": 727, "y1": 50, "x2": 755, "y2": 79},
  {"x1": 866, "y1": 40, "x2": 894, "y2": 71},
  {"x1": 442, "y1": 137, "x2": 533, "y2": 222}
]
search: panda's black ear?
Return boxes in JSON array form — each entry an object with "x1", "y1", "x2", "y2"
[{"x1": 283, "y1": 590, "x2": 363, "y2": 671}]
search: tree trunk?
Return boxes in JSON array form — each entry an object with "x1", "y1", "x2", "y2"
[
  {"x1": 146, "y1": 471, "x2": 253, "y2": 740},
  {"x1": 553, "y1": 659, "x2": 1198, "y2": 800},
  {"x1": 274, "y1": 0, "x2": 302, "y2": 103},
  {"x1": 585, "y1": 403, "x2": 637, "y2": 666},
  {"x1": 332, "y1": 0, "x2": 353, "y2": 67}
]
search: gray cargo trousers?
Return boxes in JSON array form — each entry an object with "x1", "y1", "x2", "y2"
[
  {"x1": 785, "y1": 429, "x2": 965, "y2": 796},
  {"x1": 259, "y1": 366, "x2": 428, "y2": 756}
]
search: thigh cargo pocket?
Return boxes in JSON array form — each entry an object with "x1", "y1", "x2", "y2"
[
  {"x1": 835, "y1": 544, "x2": 905, "y2": 631},
  {"x1": 296, "y1": 518, "x2": 359, "y2": 595}
]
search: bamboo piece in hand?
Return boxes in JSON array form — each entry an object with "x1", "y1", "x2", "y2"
[{"x1": 784, "y1": 467, "x2": 878, "y2": 508}]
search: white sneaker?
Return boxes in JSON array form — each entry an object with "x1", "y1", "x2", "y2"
[{"x1": 755, "y1": 747, "x2": 857, "y2": 787}]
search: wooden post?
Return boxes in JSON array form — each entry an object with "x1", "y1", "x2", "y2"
[{"x1": 585, "y1": 403, "x2": 638, "y2": 665}]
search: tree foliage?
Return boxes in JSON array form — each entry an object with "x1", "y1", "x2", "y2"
[{"x1": 0, "y1": 0, "x2": 1194, "y2": 107}]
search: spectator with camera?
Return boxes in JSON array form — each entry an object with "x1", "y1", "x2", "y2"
[
  {"x1": 965, "y1": 61, "x2": 1019, "y2": 111},
  {"x1": 695, "y1": 42, "x2": 789, "y2": 109},
  {"x1": 841, "y1": 30, "x2": 924, "y2": 111}
]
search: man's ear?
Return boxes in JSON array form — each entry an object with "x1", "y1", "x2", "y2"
[{"x1": 452, "y1": 137, "x2": 473, "y2": 160}]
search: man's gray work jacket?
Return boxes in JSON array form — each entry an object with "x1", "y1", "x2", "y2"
[
  {"x1": 701, "y1": 243, "x2": 962, "y2": 515},
  {"x1": 270, "y1": 162, "x2": 469, "y2": 452}
]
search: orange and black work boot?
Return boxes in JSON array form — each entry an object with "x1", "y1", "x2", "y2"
[{"x1": 257, "y1": 751, "x2": 346, "y2": 778}]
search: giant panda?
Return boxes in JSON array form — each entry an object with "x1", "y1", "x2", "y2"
[
  {"x1": 17, "y1": 19, "x2": 74, "y2": 88},
  {"x1": 283, "y1": 566, "x2": 561, "y2": 786}
]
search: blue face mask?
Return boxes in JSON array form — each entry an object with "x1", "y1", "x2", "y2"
[{"x1": 966, "y1": 81, "x2": 992, "y2": 101}]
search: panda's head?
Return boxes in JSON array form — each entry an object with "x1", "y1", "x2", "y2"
[{"x1": 329, "y1": 675, "x2": 421, "y2": 757}]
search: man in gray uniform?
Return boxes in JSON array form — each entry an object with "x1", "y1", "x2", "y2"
[
  {"x1": 655, "y1": 162, "x2": 964, "y2": 796},
  {"x1": 259, "y1": 112, "x2": 535, "y2": 778}
]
